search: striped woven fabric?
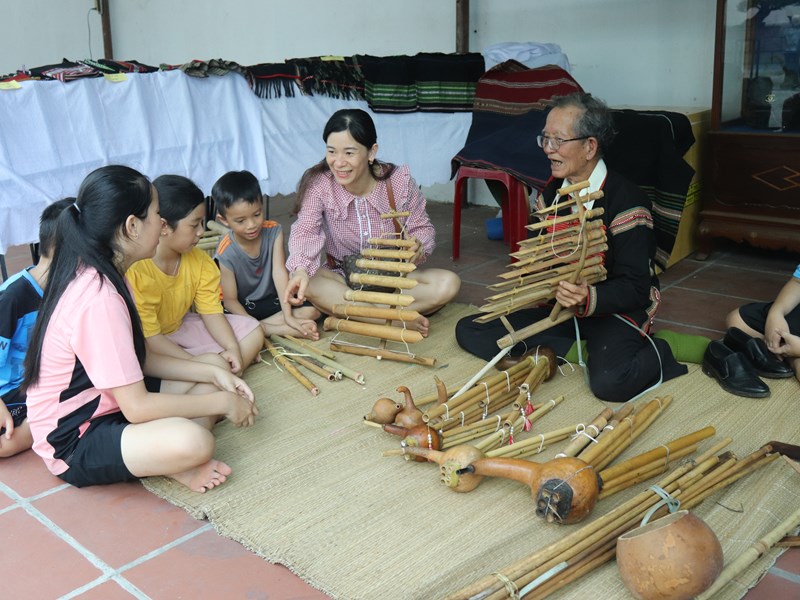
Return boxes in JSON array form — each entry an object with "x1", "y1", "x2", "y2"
[
  {"x1": 473, "y1": 60, "x2": 582, "y2": 116},
  {"x1": 359, "y1": 52, "x2": 485, "y2": 113}
]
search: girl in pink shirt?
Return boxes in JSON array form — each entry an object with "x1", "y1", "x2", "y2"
[{"x1": 24, "y1": 166, "x2": 258, "y2": 492}]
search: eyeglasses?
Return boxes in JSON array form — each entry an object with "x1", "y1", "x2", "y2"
[{"x1": 536, "y1": 135, "x2": 589, "y2": 150}]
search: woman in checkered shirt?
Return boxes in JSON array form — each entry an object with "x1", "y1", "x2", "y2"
[{"x1": 284, "y1": 109, "x2": 460, "y2": 337}]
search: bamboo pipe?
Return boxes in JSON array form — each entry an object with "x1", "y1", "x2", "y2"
[
  {"x1": 282, "y1": 334, "x2": 336, "y2": 359},
  {"x1": 509, "y1": 359, "x2": 553, "y2": 410},
  {"x1": 487, "y1": 425, "x2": 576, "y2": 459},
  {"x1": 557, "y1": 180, "x2": 591, "y2": 196},
  {"x1": 262, "y1": 340, "x2": 319, "y2": 396},
  {"x1": 360, "y1": 248, "x2": 415, "y2": 260},
  {"x1": 380, "y1": 210, "x2": 411, "y2": 219},
  {"x1": 496, "y1": 309, "x2": 576, "y2": 348},
  {"x1": 599, "y1": 425, "x2": 715, "y2": 482},
  {"x1": 423, "y1": 358, "x2": 534, "y2": 423},
  {"x1": 592, "y1": 396, "x2": 674, "y2": 471},
  {"x1": 436, "y1": 376, "x2": 532, "y2": 433},
  {"x1": 696, "y1": 506, "x2": 800, "y2": 598},
  {"x1": 532, "y1": 189, "x2": 605, "y2": 215},
  {"x1": 344, "y1": 289, "x2": 414, "y2": 306},
  {"x1": 548, "y1": 192, "x2": 591, "y2": 321},
  {"x1": 599, "y1": 444, "x2": 700, "y2": 499},
  {"x1": 290, "y1": 354, "x2": 336, "y2": 381},
  {"x1": 331, "y1": 304, "x2": 421, "y2": 322},
  {"x1": 486, "y1": 263, "x2": 606, "y2": 301},
  {"x1": 354, "y1": 258, "x2": 417, "y2": 273},
  {"x1": 488, "y1": 254, "x2": 605, "y2": 293},
  {"x1": 514, "y1": 218, "x2": 605, "y2": 253},
  {"x1": 555, "y1": 407, "x2": 614, "y2": 458},
  {"x1": 349, "y1": 273, "x2": 418, "y2": 290},
  {"x1": 525, "y1": 207, "x2": 605, "y2": 232},
  {"x1": 579, "y1": 398, "x2": 660, "y2": 467},
  {"x1": 503, "y1": 240, "x2": 608, "y2": 276},
  {"x1": 271, "y1": 334, "x2": 347, "y2": 376},
  {"x1": 275, "y1": 337, "x2": 364, "y2": 384},
  {"x1": 324, "y1": 317, "x2": 423, "y2": 343},
  {"x1": 205, "y1": 219, "x2": 228, "y2": 234},
  {"x1": 366, "y1": 237, "x2": 416, "y2": 247},
  {"x1": 329, "y1": 342, "x2": 436, "y2": 367}
]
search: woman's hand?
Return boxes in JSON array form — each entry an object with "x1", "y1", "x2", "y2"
[
  {"x1": 284, "y1": 269, "x2": 309, "y2": 306},
  {"x1": 555, "y1": 280, "x2": 589, "y2": 308},
  {"x1": 211, "y1": 367, "x2": 255, "y2": 403},
  {"x1": 222, "y1": 391, "x2": 258, "y2": 427}
]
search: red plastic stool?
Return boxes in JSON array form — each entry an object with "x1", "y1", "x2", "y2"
[{"x1": 452, "y1": 166, "x2": 530, "y2": 260}]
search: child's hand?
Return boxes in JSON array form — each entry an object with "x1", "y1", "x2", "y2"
[
  {"x1": 285, "y1": 269, "x2": 309, "y2": 306},
  {"x1": 212, "y1": 369, "x2": 255, "y2": 404},
  {"x1": 773, "y1": 330, "x2": 800, "y2": 358},
  {"x1": 286, "y1": 315, "x2": 319, "y2": 341},
  {"x1": 765, "y1": 314, "x2": 790, "y2": 353},
  {"x1": 220, "y1": 348, "x2": 244, "y2": 375},
  {"x1": 223, "y1": 392, "x2": 258, "y2": 427},
  {"x1": 0, "y1": 404, "x2": 14, "y2": 440}
]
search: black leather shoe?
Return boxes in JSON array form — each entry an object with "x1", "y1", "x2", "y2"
[
  {"x1": 702, "y1": 340, "x2": 770, "y2": 398},
  {"x1": 723, "y1": 327, "x2": 795, "y2": 379}
]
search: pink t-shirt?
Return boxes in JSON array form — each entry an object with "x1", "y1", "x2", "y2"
[{"x1": 26, "y1": 267, "x2": 145, "y2": 475}]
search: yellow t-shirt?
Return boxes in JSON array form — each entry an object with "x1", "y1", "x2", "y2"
[{"x1": 126, "y1": 248, "x2": 223, "y2": 337}]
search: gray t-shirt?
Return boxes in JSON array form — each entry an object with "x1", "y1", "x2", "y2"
[{"x1": 214, "y1": 222, "x2": 281, "y2": 303}]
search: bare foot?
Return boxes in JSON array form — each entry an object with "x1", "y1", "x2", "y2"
[
  {"x1": 792, "y1": 357, "x2": 800, "y2": 384},
  {"x1": 171, "y1": 459, "x2": 232, "y2": 493},
  {"x1": 297, "y1": 319, "x2": 320, "y2": 341},
  {"x1": 407, "y1": 315, "x2": 430, "y2": 338}
]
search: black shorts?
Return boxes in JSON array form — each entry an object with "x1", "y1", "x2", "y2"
[
  {"x1": 242, "y1": 293, "x2": 282, "y2": 321},
  {"x1": 144, "y1": 376, "x2": 162, "y2": 393},
  {"x1": 0, "y1": 387, "x2": 27, "y2": 435},
  {"x1": 58, "y1": 412, "x2": 137, "y2": 488},
  {"x1": 738, "y1": 301, "x2": 800, "y2": 336}
]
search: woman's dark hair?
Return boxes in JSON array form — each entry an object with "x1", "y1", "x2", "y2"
[
  {"x1": 24, "y1": 165, "x2": 153, "y2": 389},
  {"x1": 551, "y1": 92, "x2": 616, "y2": 156},
  {"x1": 153, "y1": 174, "x2": 205, "y2": 229},
  {"x1": 294, "y1": 109, "x2": 396, "y2": 214},
  {"x1": 38, "y1": 197, "x2": 75, "y2": 258},
  {"x1": 211, "y1": 170, "x2": 262, "y2": 218}
]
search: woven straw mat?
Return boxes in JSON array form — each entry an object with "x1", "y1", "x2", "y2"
[{"x1": 142, "y1": 303, "x2": 800, "y2": 600}]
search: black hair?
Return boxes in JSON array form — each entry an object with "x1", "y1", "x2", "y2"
[
  {"x1": 211, "y1": 170, "x2": 262, "y2": 217},
  {"x1": 24, "y1": 165, "x2": 153, "y2": 390},
  {"x1": 152, "y1": 174, "x2": 205, "y2": 229},
  {"x1": 38, "y1": 197, "x2": 75, "y2": 258},
  {"x1": 550, "y1": 92, "x2": 616, "y2": 156},
  {"x1": 294, "y1": 108, "x2": 395, "y2": 214}
]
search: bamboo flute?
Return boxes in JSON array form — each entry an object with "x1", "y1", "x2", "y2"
[
  {"x1": 290, "y1": 354, "x2": 336, "y2": 381},
  {"x1": 599, "y1": 444, "x2": 699, "y2": 499},
  {"x1": 696, "y1": 504, "x2": 800, "y2": 599},
  {"x1": 592, "y1": 396, "x2": 674, "y2": 471},
  {"x1": 271, "y1": 335, "x2": 353, "y2": 380},
  {"x1": 510, "y1": 358, "x2": 555, "y2": 410},
  {"x1": 486, "y1": 425, "x2": 576, "y2": 459},
  {"x1": 262, "y1": 340, "x2": 319, "y2": 396},
  {"x1": 442, "y1": 409, "x2": 517, "y2": 448},
  {"x1": 474, "y1": 415, "x2": 525, "y2": 453},
  {"x1": 423, "y1": 359, "x2": 534, "y2": 423},
  {"x1": 599, "y1": 434, "x2": 704, "y2": 485},
  {"x1": 555, "y1": 407, "x2": 614, "y2": 458},
  {"x1": 576, "y1": 399, "x2": 645, "y2": 466},
  {"x1": 436, "y1": 379, "x2": 532, "y2": 433},
  {"x1": 281, "y1": 334, "x2": 336, "y2": 359}
]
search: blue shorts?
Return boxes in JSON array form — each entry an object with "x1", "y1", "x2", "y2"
[{"x1": 1, "y1": 387, "x2": 27, "y2": 435}]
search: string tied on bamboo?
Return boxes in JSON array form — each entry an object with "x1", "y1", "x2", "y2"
[
  {"x1": 503, "y1": 370, "x2": 511, "y2": 391},
  {"x1": 661, "y1": 444, "x2": 671, "y2": 468},
  {"x1": 459, "y1": 411, "x2": 465, "y2": 427},
  {"x1": 641, "y1": 485, "x2": 681, "y2": 526},
  {"x1": 482, "y1": 382, "x2": 491, "y2": 418},
  {"x1": 491, "y1": 571, "x2": 520, "y2": 600},
  {"x1": 494, "y1": 415, "x2": 502, "y2": 432}
]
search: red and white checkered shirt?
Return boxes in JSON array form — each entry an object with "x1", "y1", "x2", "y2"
[{"x1": 286, "y1": 165, "x2": 436, "y2": 277}]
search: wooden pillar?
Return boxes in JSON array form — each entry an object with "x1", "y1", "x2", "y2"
[
  {"x1": 101, "y1": 0, "x2": 114, "y2": 60},
  {"x1": 456, "y1": 0, "x2": 469, "y2": 53}
]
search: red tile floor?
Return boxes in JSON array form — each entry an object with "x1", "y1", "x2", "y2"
[{"x1": 1, "y1": 197, "x2": 799, "y2": 599}]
